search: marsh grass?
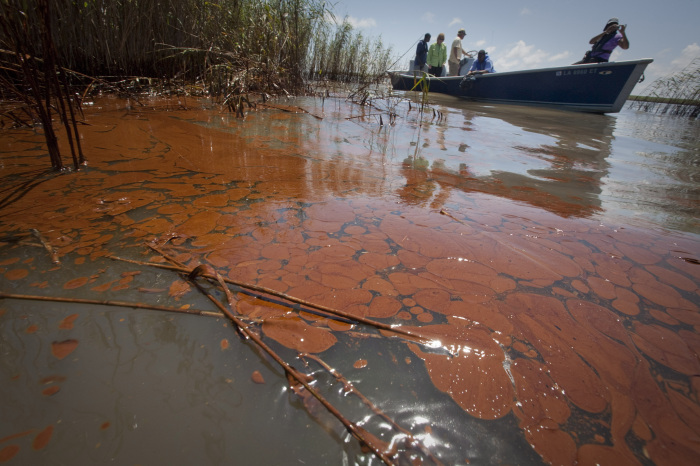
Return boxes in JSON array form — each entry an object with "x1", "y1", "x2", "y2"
[
  {"x1": 1, "y1": 0, "x2": 393, "y2": 99},
  {"x1": 0, "y1": 0, "x2": 394, "y2": 168},
  {"x1": 0, "y1": 0, "x2": 85, "y2": 170},
  {"x1": 630, "y1": 56, "x2": 700, "y2": 118},
  {"x1": 409, "y1": 71, "x2": 431, "y2": 118}
]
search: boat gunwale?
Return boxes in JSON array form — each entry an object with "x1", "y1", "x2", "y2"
[{"x1": 387, "y1": 58, "x2": 654, "y2": 80}]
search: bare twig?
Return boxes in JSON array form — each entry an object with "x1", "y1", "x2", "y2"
[
  {"x1": 258, "y1": 102, "x2": 323, "y2": 120},
  {"x1": 180, "y1": 262, "x2": 395, "y2": 464},
  {"x1": 0, "y1": 292, "x2": 223, "y2": 318},
  {"x1": 110, "y1": 253, "x2": 429, "y2": 344},
  {"x1": 302, "y1": 353, "x2": 443, "y2": 464},
  {"x1": 30, "y1": 228, "x2": 60, "y2": 265}
]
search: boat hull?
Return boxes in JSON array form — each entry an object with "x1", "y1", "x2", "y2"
[{"x1": 388, "y1": 59, "x2": 653, "y2": 114}]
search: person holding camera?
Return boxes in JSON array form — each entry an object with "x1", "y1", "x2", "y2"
[{"x1": 574, "y1": 18, "x2": 629, "y2": 64}]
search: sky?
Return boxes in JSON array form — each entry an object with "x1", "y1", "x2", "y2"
[{"x1": 330, "y1": 0, "x2": 699, "y2": 92}]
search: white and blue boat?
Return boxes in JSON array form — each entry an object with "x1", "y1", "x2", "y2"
[{"x1": 388, "y1": 58, "x2": 653, "y2": 114}]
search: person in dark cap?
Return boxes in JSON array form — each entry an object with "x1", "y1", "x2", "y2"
[
  {"x1": 414, "y1": 33, "x2": 431, "y2": 72},
  {"x1": 467, "y1": 50, "x2": 495, "y2": 75},
  {"x1": 574, "y1": 18, "x2": 629, "y2": 64}
]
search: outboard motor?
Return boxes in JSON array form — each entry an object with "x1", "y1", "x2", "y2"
[{"x1": 459, "y1": 75, "x2": 477, "y2": 90}]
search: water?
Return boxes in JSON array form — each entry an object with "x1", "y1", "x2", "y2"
[{"x1": 0, "y1": 94, "x2": 698, "y2": 465}]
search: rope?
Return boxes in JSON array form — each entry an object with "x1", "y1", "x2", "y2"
[{"x1": 388, "y1": 37, "x2": 421, "y2": 70}]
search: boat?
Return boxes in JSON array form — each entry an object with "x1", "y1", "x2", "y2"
[{"x1": 388, "y1": 58, "x2": 653, "y2": 114}]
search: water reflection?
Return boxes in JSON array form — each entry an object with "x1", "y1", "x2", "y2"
[
  {"x1": 399, "y1": 94, "x2": 699, "y2": 231},
  {"x1": 397, "y1": 98, "x2": 620, "y2": 219},
  {"x1": 1, "y1": 95, "x2": 699, "y2": 465},
  {"x1": 174, "y1": 94, "x2": 697, "y2": 229},
  {"x1": 602, "y1": 109, "x2": 700, "y2": 232},
  {"x1": 0, "y1": 303, "x2": 345, "y2": 465}
]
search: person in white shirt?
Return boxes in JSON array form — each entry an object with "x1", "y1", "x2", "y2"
[{"x1": 448, "y1": 28, "x2": 472, "y2": 76}]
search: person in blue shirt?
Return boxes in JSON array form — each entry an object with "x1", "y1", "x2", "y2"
[
  {"x1": 414, "y1": 33, "x2": 431, "y2": 72},
  {"x1": 467, "y1": 50, "x2": 495, "y2": 75}
]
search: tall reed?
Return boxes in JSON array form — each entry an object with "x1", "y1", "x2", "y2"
[
  {"x1": 631, "y1": 56, "x2": 700, "y2": 118},
  {"x1": 2, "y1": 0, "x2": 394, "y2": 97},
  {"x1": 0, "y1": 0, "x2": 85, "y2": 170},
  {"x1": 307, "y1": 15, "x2": 393, "y2": 83}
]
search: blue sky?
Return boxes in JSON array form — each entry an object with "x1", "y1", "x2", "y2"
[{"x1": 330, "y1": 0, "x2": 699, "y2": 91}]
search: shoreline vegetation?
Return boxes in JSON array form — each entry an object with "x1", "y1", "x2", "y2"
[
  {"x1": 628, "y1": 56, "x2": 700, "y2": 118},
  {"x1": 0, "y1": 0, "x2": 396, "y2": 170},
  {"x1": 629, "y1": 95, "x2": 700, "y2": 106},
  {"x1": 2, "y1": 0, "x2": 394, "y2": 92}
]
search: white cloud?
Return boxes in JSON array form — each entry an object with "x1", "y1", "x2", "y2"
[
  {"x1": 448, "y1": 18, "x2": 462, "y2": 28},
  {"x1": 345, "y1": 15, "x2": 377, "y2": 29},
  {"x1": 637, "y1": 43, "x2": 700, "y2": 93},
  {"x1": 609, "y1": 47, "x2": 626, "y2": 62},
  {"x1": 520, "y1": 8, "x2": 532, "y2": 15},
  {"x1": 502, "y1": 41, "x2": 532, "y2": 59},
  {"x1": 657, "y1": 48, "x2": 674, "y2": 57},
  {"x1": 548, "y1": 51, "x2": 570, "y2": 62},
  {"x1": 496, "y1": 40, "x2": 549, "y2": 71},
  {"x1": 422, "y1": 12, "x2": 435, "y2": 23},
  {"x1": 671, "y1": 43, "x2": 700, "y2": 70},
  {"x1": 323, "y1": 11, "x2": 336, "y2": 24}
]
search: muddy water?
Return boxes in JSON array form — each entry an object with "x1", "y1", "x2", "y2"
[{"x1": 0, "y1": 94, "x2": 698, "y2": 465}]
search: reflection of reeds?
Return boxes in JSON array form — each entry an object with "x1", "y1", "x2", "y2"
[{"x1": 630, "y1": 56, "x2": 700, "y2": 118}]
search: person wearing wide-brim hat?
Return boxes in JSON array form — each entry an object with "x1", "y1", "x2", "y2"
[{"x1": 574, "y1": 17, "x2": 629, "y2": 64}]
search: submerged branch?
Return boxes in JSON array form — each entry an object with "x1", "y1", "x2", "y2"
[
  {"x1": 109, "y1": 253, "x2": 430, "y2": 344},
  {"x1": 302, "y1": 353, "x2": 443, "y2": 465},
  {"x1": 258, "y1": 102, "x2": 323, "y2": 119},
  {"x1": 0, "y1": 292, "x2": 223, "y2": 318},
  {"x1": 178, "y1": 257, "x2": 396, "y2": 464},
  {"x1": 30, "y1": 228, "x2": 60, "y2": 265}
]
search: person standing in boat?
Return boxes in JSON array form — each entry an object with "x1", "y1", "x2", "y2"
[
  {"x1": 414, "y1": 33, "x2": 431, "y2": 72},
  {"x1": 448, "y1": 28, "x2": 471, "y2": 76},
  {"x1": 427, "y1": 33, "x2": 447, "y2": 77},
  {"x1": 574, "y1": 18, "x2": 629, "y2": 64},
  {"x1": 467, "y1": 50, "x2": 495, "y2": 75}
]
